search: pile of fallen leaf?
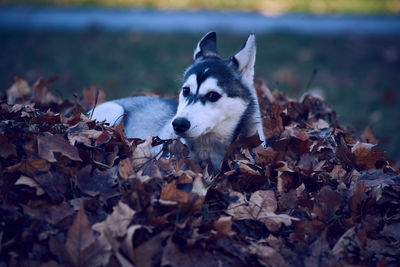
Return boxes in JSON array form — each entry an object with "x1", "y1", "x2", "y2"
[{"x1": 1, "y1": 76, "x2": 399, "y2": 267}]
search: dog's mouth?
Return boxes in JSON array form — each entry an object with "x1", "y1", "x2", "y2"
[
  {"x1": 174, "y1": 126, "x2": 218, "y2": 142},
  {"x1": 174, "y1": 125, "x2": 202, "y2": 139},
  {"x1": 174, "y1": 131, "x2": 188, "y2": 138}
]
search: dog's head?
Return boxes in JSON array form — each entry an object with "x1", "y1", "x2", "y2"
[{"x1": 172, "y1": 32, "x2": 258, "y2": 142}]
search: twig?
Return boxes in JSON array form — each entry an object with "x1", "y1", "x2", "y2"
[
  {"x1": 93, "y1": 160, "x2": 112, "y2": 169},
  {"x1": 113, "y1": 112, "x2": 127, "y2": 126},
  {"x1": 305, "y1": 68, "x2": 318, "y2": 91},
  {"x1": 89, "y1": 89, "x2": 100, "y2": 120}
]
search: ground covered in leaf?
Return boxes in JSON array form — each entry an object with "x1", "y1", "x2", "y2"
[{"x1": 1, "y1": 77, "x2": 399, "y2": 266}]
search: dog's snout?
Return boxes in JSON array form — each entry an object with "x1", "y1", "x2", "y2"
[{"x1": 172, "y1": 117, "x2": 191, "y2": 134}]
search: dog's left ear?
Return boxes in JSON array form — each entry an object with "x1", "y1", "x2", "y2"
[
  {"x1": 193, "y1": 32, "x2": 219, "y2": 60},
  {"x1": 231, "y1": 34, "x2": 256, "y2": 85}
]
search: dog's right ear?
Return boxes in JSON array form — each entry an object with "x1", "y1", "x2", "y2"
[
  {"x1": 193, "y1": 32, "x2": 219, "y2": 61},
  {"x1": 230, "y1": 34, "x2": 256, "y2": 87}
]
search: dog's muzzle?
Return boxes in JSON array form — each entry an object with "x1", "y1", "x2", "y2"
[{"x1": 172, "y1": 117, "x2": 191, "y2": 135}]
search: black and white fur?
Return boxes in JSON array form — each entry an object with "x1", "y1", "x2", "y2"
[{"x1": 91, "y1": 32, "x2": 265, "y2": 169}]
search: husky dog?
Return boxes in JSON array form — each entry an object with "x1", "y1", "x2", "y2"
[{"x1": 91, "y1": 32, "x2": 265, "y2": 169}]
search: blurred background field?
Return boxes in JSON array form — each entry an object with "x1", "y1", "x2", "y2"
[
  {"x1": 1, "y1": 0, "x2": 400, "y2": 159},
  {"x1": 4, "y1": 0, "x2": 400, "y2": 14}
]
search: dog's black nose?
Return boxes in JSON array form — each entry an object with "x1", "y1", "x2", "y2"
[{"x1": 172, "y1": 117, "x2": 191, "y2": 134}]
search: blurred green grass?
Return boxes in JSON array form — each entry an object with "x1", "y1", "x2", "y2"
[
  {"x1": 3, "y1": 0, "x2": 400, "y2": 14},
  {"x1": 1, "y1": 30, "x2": 399, "y2": 159}
]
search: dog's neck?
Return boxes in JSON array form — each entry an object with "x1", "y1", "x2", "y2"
[{"x1": 184, "y1": 131, "x2": 230, "y2": 169}]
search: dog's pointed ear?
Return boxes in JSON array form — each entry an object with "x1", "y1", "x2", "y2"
[
  {"x1": 193, "y1": 32, "x2": 219, "y2": 60},
  {"x1": 231, "y1": 34, "x2": 256, "y2": 85}
]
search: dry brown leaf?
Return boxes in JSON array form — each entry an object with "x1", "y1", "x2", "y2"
[
  {"x1": 32, "y1": 76, "x2": 61, "y2": 104},
  {"x1": 226, "y1": 191, "x2": 298, "y2": 231},
  {"x1": 124, "y1": 224, "x2": 153, "y2": 255},
  {"x1": 67, "y1": 122, "x2": 103, "y2": 146},
  {"x1": 192, "y1": 175, "x2": 208, "y2": 197},
  {"x1": 277, "y1": 171, "x2": 295, "y2": 194},
  {"x1": 128, "y1": 231, "x2": 168, "y2": 267},
  {"x1": 6, "y1": 76, "x2": 32, "y2": 104},
  {"x1": 352, "y1": 142, "x2": 385, "y2": 169},
  {"x1": 23, "y1": 201, "x2": 74, "y2": 225},
  {"x1": 82, "y1": 85, "x2": 106, "y2": 109},
  {"x1": 282, "y1": 126, "x2": 309, "y2": 142},
  {"x1": 129, "y1": 136, "x2": 164, "y2": 182},
  {"x1": 38, "y1": 134, "x2": 82, "y2": 162},
  {"x1": 51, "y1": 204, "x2": 111, "y2": 266},
  {"x1": 310, "y1": 118, "x2": 330, "y2": 130},
  {"x1": 93, "y1": 201, "x2": 136, "y2": 238},
  {"x1": 250, "y1": 244, "x2": 289, "y2": 267},
  {"x1": 349, "y1": 181, "x2": 366, "y2": 214},
  {"x1": 329, "y1": 165, "x2": 347, "y2": 183},
  {"x1": 255, "y1": 79, "x2": 275, "y2": 103},
  {"x1": 313, "y1": 186, "x2": 342, "y2": 220},
  {"x1": 1, "y1": 74, "x2": 399, "y2": 267},
  {"x1": 76, "y1": 165, "x2": 118, "y2": 198},
  {"x1": 118, "y1": 157, "x2": 135, "y2": 180},
  {"x1": 7, "y1": 158, "x2": 50, "y2": 177},
  {"x1": 214, "y1": 215, "x2": 235, "y2": 237},
  {"x1": 69, "y1": 129, "x2": 103, "y2": 146},
  {"x1": 250, "y1": 190, "x2": 278, "y2": 214},
  {"x1": 131, "y1": 136, "x2": 153, "y2": 168},
  {"x1": 0, "y1": 133, "x2": 17, "y2": 158},
  {"x1": 237, "y1": 160, "x2": 261, "y2": 176},
  {"x1": 361, "y1": 125, "x2": 378, "y2": 145},
  {"x1": 254, "y1": 146, "x2": 279, "y2": 165},
  {"x1": 160, "y1": 182, "x2": 190, "y2": 205},
  {"x1": 160, "y1": 172, "x2": 207, "y2": 212},
  {"x1": 263, "y1": 103, "x2": 285, "y2": 139},
  {"x1": 161, "y1": 237, "x2": 243, "y2": 267},
  {"x1": 94, "y1": 130, "x2": 112, "y2": 146},
  {"x1": 15, "y1": 175, "x2": 45, "y2": 195}
]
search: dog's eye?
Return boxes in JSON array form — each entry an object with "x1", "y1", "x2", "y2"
[
  {"x1": 205, "y1": 91, "x2": 221, "y2": 102},
  {"x1": 182, "y1": 87, "x2": 190, "y2": 97}
]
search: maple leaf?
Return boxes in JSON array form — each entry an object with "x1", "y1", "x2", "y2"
[
  {"x1": 351, "y1": 142, "x2": 385, "y2": 170},
  {"x1": 226, "y1": 191, "x2": 298, "y2": 232},
  {"x1": 32, "y1": 76, "x2": 61, "y2": 104},
  {"x1": 50, "y1": 204, "x2": 111, "y2": 267}
]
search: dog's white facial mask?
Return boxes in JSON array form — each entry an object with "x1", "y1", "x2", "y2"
[{"x1": 173, "y1": 75, "x2": 247, "y2": 140}]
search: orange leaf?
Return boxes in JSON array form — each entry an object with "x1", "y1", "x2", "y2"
[{"x1": 352, "y1": 142, "x2": 385, "y2": 169}]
